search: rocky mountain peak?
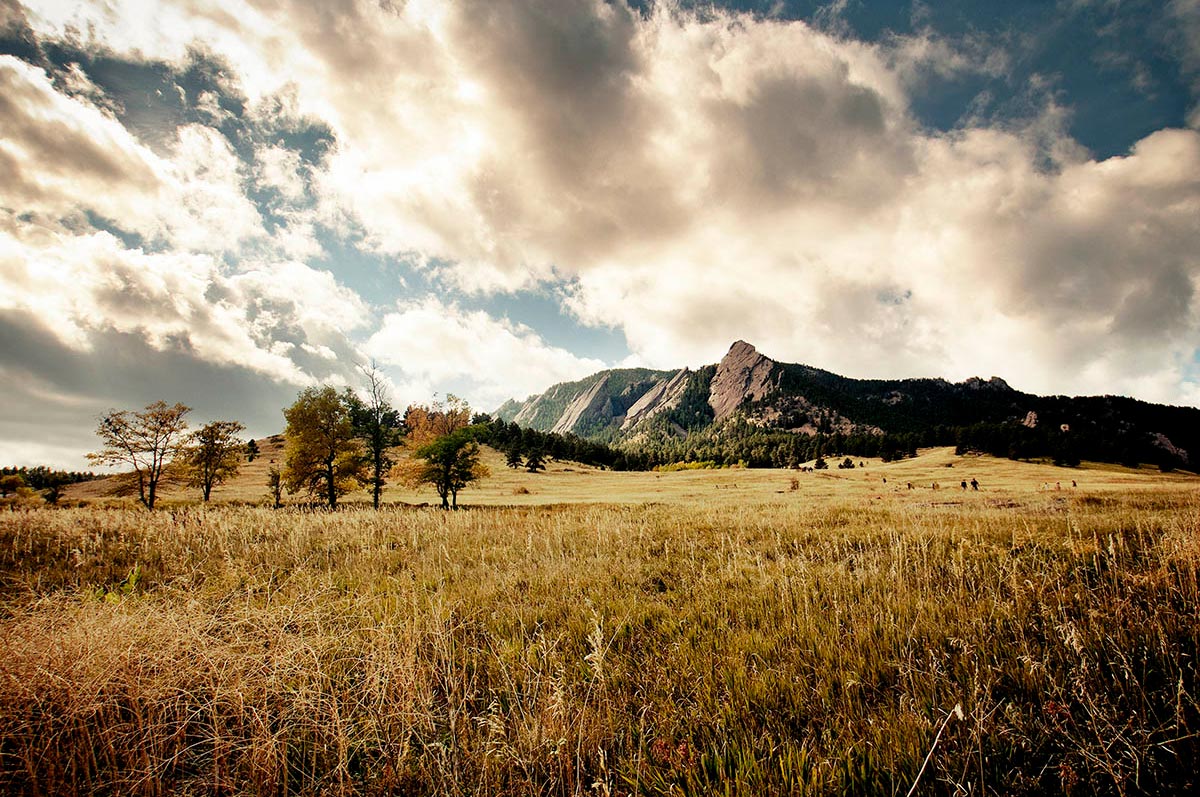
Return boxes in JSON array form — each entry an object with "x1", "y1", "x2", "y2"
[
  {"x1": 726, "y1": 340, "x2": 757, "y2": 359},
  {"x1": 709, "y1": 340, "x2": 777, "y2": 421}
]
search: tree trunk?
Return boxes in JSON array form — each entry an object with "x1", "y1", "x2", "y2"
[{"x1": 326, "y1": 459, "x2": 337, "y2": 508}]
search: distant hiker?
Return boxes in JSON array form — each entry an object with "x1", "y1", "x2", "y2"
[
  {"x1": 907, "y1": 482, "x2": 913, "y2": 490},
  {"x1": 1072, "y1": 479, "x2": 1077, "y2": 488},
  {"x1": 970, "y1": 478, "x2": 978, "y2": 491},
  {"x1": 1055, "y1": 481, "x2": 1061, "y2": 490},
  {"x1": 961, "y1": 480, "x2": 967, "y2": 490},
  {"x1": 882, "y1": 477, "x2": 887, "y2": 483}
]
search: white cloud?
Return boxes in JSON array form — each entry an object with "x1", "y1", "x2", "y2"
[
  {"x1": 0, "y1": 56, "x2": 272, "y2": 255},
  {"x1": 365, "y1": 298, "x2": 605, "y2": 409},
  {"x1": 162, "y1": 123, "x2": 266, "y2": 253},
  {"x1": 0, "y1": 46, "x2": 367, "y2": 410},
  {"x1": 0, "y1": 55, "x2": 166, "y2": 229},
  {"x1": 256, "y1": 145, "x2": 307, "y2": 202},
  {"x1": 5, "y1": 0, "x2": 1200, "y2": 410},
  {"x1": 0, "y1": 216, "x2": 369, "y2": 386}
]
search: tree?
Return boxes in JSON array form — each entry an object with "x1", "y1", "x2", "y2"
[
  {"x1": 87, "y1": 401, "x2": 191, "y2": 510},
  {"x1": 41, "y1": 474, "x2": 68, "y2": 504},
  {"x1": 505, "y1": 447, "x2": 524, "y2": 469},
  {"x1": 525, "y1": 448, "x2": 546, "y2": 473},
  {"x1": 245, "y1": 439, "x2": 259, "y2": 462},
  {"x1": 282, "y1": 387, "x2": 366, "y2": 508},
  {"x1": 403, "y1": 395, "x2": 471, "y2": 448},
  {"x1": 267, "y1": 465, "x2": 284, "y2": 509},
  {"x1": 184, "y1": 420, "x2": 246, "y2": 501},
  {"x1": 0, "y1": 474, "x2": 23, "y2": 497},
  {"x1": 0, "y1": 480, "x2": 41, "y2": 507},
  {"x1": 401, "y1": 427, "x2": 489, "y2": 509},
  {"x1": 343, "y1": 365, "x2": 403, "y2": 509}
]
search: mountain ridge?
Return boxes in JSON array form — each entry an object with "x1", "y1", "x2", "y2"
[{"x1": 497, "y1": 341, "x2": 1200, "y2": 469}]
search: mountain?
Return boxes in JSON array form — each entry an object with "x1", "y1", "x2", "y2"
[
  {"x1": 495, "y1": 368, "x2": 676, "y2": 437},
  {"x1": 497, "y1": 341, "x2": 1200, "y2": 469}
]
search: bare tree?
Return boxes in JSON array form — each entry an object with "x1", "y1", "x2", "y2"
[
  {"x1": 87, "y1": 401, "x2": 191, "y2": 510},
  {"x1": 343, "y1": 364, "x2": 403, "y2": 509}
]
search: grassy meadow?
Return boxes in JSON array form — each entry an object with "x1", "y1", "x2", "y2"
[{"x1": 2, "y1": 450, "x2": 1198, "y2": 795}]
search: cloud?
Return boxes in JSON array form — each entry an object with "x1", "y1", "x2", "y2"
[
  {"x1": 0, "y1": 56, "x2": 276, "y2": 254},
  {"x1": 0, "y1": 309, "x2": 305, "y2": 469},
  {"x1": 0, "y1": 214, "x2": 372, "y2": 382},
  {"x1": 365, "y1": 298, "x2": 605, "y2": 410},
  {"x1": 0, "y1": 211, "x2": 378, "y2": 467},
  {"x1": 1170, "y1": 0, "x2": 1200, "y2": 75},
  {"x1": 0, "y1": 20, "x2": 385, "y2": 466},
  {"x1": 3, "y1": 0, "x2": 1199, "y2": 425},
  {"x1": 0, "y1": 55, "x2": 166, "y2": 229}
]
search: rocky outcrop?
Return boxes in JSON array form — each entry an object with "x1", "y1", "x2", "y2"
[
  {"x1": 708, "y1": 340, "x2": 777, "y2": 422},
  {"x1": 621, "y1": 368, "x2": 690, "y2": 430},
  {"x1": 551, "y1": 375, "x2": 612, "y2": 435},
  {"x1": 511, "y1": 384, "x2": 568, "y2": 428},
  {"x1": 1151, "y1": 432, "x2": 1189, "y2": 464},
  {"x1": 963, "y1": 376, "x2": 1013, "y2": 391}
]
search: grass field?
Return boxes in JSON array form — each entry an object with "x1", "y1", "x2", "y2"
[
  {"x1": 3, "y1": 450, "x2": 1198, "y2": 795},
  {"x1": 61, "y1": 441, "x2": 1200, "y2": 509}
]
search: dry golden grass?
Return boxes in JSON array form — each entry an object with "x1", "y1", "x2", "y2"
[
  {"x1": 11, "y1": 451, "x2": 1198, "y2": 795},
  {"x1": 64, "y1": 445, "x2": 1199, "y2": 509}
]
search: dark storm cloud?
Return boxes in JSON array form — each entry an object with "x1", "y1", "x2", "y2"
[
  {"x1": 0, "y1": 310, "x2": 302, "y2": 467},
  {"x1": 456, "y1": 0, "x2": 645, "y2": 173}
]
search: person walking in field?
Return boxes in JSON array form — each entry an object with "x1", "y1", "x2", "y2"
[
  {"x1": 970, "y1": 478, "x2": 978, "y2": 490},
  {"x1": 961, "y1": 480, "x2": 967, "y2": 490}
]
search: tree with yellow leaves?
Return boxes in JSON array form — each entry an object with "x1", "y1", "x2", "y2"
[
  {"x1": 392, "y1": 396, "x2": 487, "y2": 509},
  {"x1": 282, "y1": 386, "x2": 366, "y2": 508}
]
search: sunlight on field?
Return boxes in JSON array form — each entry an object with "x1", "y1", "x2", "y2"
[{"x1": 63, "y1": 444, "x2": 1199, "y2": 509}]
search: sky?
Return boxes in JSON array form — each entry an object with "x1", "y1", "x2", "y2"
[{"x1": 2, "y1": 0, "x2": 1200, "y2": 469}]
